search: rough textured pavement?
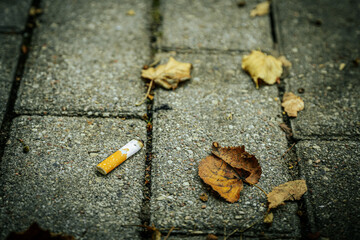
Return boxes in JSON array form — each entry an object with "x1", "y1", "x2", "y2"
[{"x1": 0, "y1": 0, "x2": 359, "y2": 239}]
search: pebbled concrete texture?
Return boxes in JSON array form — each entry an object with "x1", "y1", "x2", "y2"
[
  {"x1": 0, "y1": 0, "x2": 32, "y2": 33},
  {"x1": 161, "y1": 0, "x2": 273, "y2": 51},
  {"x1": 15, "y1": 0, "x2": 151, "y2": 117},
  {"x1": 0, "y1": 34, "x2": 22, "y2": 125},
  {"x1": 151, "y1": 53, "x2": 300, "y2": 238},
  {"x1": 0, "y1": 116, "x2": 146, "y2": 240},
  {"x1": 296, "y1": 141, "x2": 360, "y2": 240},
  {"x1": 274, "y1": 0, "x2": 360, "y2": 138}
]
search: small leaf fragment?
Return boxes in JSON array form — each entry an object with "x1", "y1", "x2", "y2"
[
  {"x1": 281, "y1": 92, "x2": 304, "y2": 117},
  {"x1": 267, "y1": 179, "x2": 308, "y2": 210},
  {"x1": 278, "y1": 56, "x2": 292, "y2": 68},
  {"x1": 250, "y1": 1, "x2": 270, "y2": 17},
  {"x1": 141, "y1": 57, "x2": 192, "y2": 90},
  {"x1": 198, "y1": 155, "x2": 244, "y2": 203},
  {"x1": 126, "y1": 9, "x2": 135, "y2": 16},
  {"x1": 264, "y1": 212, "x2": 274, "y2": 224},
  {"x1": 242, "y1": 50, "x2": 283, "y2": 88},
  {"x1": 339, "y1": 63, "x2": 346, "y2": 71}
]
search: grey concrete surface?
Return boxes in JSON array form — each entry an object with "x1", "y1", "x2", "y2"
[
  {"x1": 15, "y1": 0, "x2": 151, "y2": 116},
  {"x1": 0, "y1": 34, "x2": 22, "y2": 125},
  {"x1": 297, "y1": 141, "x2": 360, "y2": 239},
  {"x1": 0, "y1": 0, "x2": 32, "y2": 33},
  {"x1": 0, "y1": 116, "x2": 146, "y2": 240},
  {"x1": 161, "y1": 0, "x2": 273, "y2": 51},
  {"x1": 274, "y1": 0, "x2": 360, "y2": 138},
  {"x1": 151, "y1": 53, "x2": 300, "y2": 238}
]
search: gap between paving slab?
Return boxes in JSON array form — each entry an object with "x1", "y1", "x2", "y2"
[{"x1": 0, "y1": 116, "x2": 146, "y2": 240}]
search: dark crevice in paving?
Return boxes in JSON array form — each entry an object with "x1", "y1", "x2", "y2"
[
  {"x1": 12, "y1": 111, "x2": 144, "y2": 120},
  {"x1": 158, "y1": 46, "x2": 251, "y2": 54},
  {"x1": 270, "y1": 2, "x2": 311, "y2": 239},
  {"x1": 139, "y1": 0, "x2": 161, "y2": 239},
  {"x1": 0, "y1": 0, "x2": 41, "y2": 164}
]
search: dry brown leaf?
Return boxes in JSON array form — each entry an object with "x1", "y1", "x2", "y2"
[
  {"x1": 250, "y1": 1, "x2": 270, "y2": 17},
  {"x1": 199, "y1": 155, "x2": 244, "y2": 203},
  {"x1": 267, "y1": 180, "x2": 307, "y2": 210},
  {"x1": 141, "y1": 57, "x2": 192, "y2": 90},
  {"x1": 281, "y1": 92, "x2": 304, "y2": 117},
  {"x1": 264, "y1": 212, "x2": 274, "y2": 224},
  {"x1": 242, "y1": 50, "x2": 283, "y2": 88},
  {"x1": 278, "y1": 56, "x2": 292, "y2": 68},
  {"x1": 198, "y1": 143, "x2": 261, "y2": 203},
  {"x1": 211, "y1": 142, "x2": 262, "y2": 185}
]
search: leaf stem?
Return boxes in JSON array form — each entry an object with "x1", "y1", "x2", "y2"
[
  {"x1": 136, "y1": 79, "x2": 154, "y2": 106},
  {"x1": 251, "y1": 184, "x2": 268, "y2": 196}
]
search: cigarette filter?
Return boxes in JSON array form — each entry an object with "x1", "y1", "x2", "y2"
[{"x1": 96, "y1": 139, "x2": 143, "y2": 175}]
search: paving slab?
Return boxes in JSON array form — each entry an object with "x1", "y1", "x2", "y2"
[
  {"x1": 296, "y1": 141, "x2": 360, "y2": 239},
  {"x1": 0, "y1": 0, "x2": 32, "y2": 33},
  {"x1": 273, "y1": 0, "x2": 360, "y2": 138},
  {"x1": 0, "y1": 34, "x2": 22, "y2": 125},
  {"x1": 15, "y1": 0, "x2": 151, "y2": 117},
  {"x1": 151, "y1": 53, "x2": 300, "y2": 238},
  {"x1": 161, "y1": 0, "x2": 272, "y2": 51},
  {"x1": 0, "y1": 116, "x2": 146, "y2": 240}
]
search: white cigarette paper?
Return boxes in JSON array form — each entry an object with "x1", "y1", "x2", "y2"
[{"x1": 96, "y1": 139, "x2": 144, "y2": 175}]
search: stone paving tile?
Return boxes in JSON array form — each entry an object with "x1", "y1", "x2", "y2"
[
  {"x1": 0, "y1": 0, "x2": 32, "y2": 33},
  {"x1": 296, "y1": 141, "x2": 360, "y2": 239},
  {"x1": 161, "y1": 0, "x2": 272, "y2": 51},
  {"x1": 0, "y1": 34, "x2": 22, "y2": 125},
  {"x1": 151, "y1": 53, "x2": 300, "y2": 238},
  {"x1": 15, "y1": 0, "x2": 151, "y2": 117},
  {"x1": 0, "y1": 116, "x2": 146, "y2": 240},
  {"x1": 274, "y1": 0, "x2": 360, "y2": 138}
]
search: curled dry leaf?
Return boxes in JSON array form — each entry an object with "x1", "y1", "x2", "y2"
[
  {"x1": 141, "y1": 57, "x2": 192, "y2": 90},
  {"x1": 242, "y1": 50, "x2": 283, "y2": 88},
  {"x1": 281, "y1": 92, "x2": 304, "y2": 117},
  {"x1": 267, "y1": 179, "x2": 307, "y2": 210},
  {"x1": 250, "y1": 1, "x2": 270, "y2": 17},
  {"x1": 198, "y1": 142, "x2": 261, "y2": 203}
]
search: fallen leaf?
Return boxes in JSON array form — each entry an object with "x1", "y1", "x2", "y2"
[
  {"x1": 141, "y1": 57, "x2": 192, "y2": 90},
  {"x1": 6, "y1": 222, "x2": 75, "y2": 240},
  {"x1": 281, "y1": 92, "x2": 304, "y2": 117},
  {"x1": 250, "y1": 1, "x2": 270, "y2": 17},
  {"x1": 199, "y1": 192, "x2": 209, "y2": 202},
  {"x1": 199, "y1": 155, "x2": 244, "y2": 203},
  {"x1": 206, "y1": 234, "x2": 218, "y2": 240},
  {"x1": 126, "y1": 9, "x2": 135, "y2": 16},
  {"x1": 198, "y1": 143, "x2": 261, "y2": 203},
  {"x1": 278, "y1": 56, "x2": 292, "y2": 68},
  {"x1": 267, "y1": 179, "x2": 307, "y2": 210},
  {"x1": 264, "y1": 212, "x2": 274, "y2": 224},
  {"x1": 339, "y1": 63, "x2": 346, "y2": 71},
  {"x1": 242, "y1": 50, "x2": 283, "y2": 88},
  {"x1": 211, "y1": 142, "x2": 262, "y2": 185}
]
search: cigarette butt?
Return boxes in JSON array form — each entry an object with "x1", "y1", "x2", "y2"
[{"x1": 96, "y1": 139, "x2": 144, "y2": 175}]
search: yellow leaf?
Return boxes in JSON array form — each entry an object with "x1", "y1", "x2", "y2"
[
  {"x1": 141, "y1": 57, "x2": 192, "y2": 89},
  {"x1": 242, "y1": 50, "x2": 283, "y2": 88},
  {"x1": 250, "y1": 1, "x2": 270, "y2": 17},
  {"x1": 281, "y1": 92, "x2": 304, "y2": 117},
  {"x1": 126, "y1": 9, "x2": 135, "y2": 16},
  {"x1": 267, "y1": 180, "x2": 307, "y2": 210}
]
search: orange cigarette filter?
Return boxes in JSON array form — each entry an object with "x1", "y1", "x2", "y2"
[{"x1": 96, "y1": 139, "x2": 144, "y2": 175}]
